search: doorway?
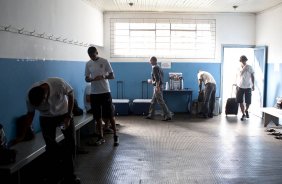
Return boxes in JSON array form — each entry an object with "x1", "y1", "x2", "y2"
[{"x1": 222, "y1": 45, "x2": 267, "y2": 118}]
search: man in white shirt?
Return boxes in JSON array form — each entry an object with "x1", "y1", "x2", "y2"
[
  {"x1": 236, "y1": 55, "x2": 255, "y2": 121},
  {"x1": 25, "y1": 77, "x2": 80, "y2": 184},
  {"x1": 197, "y1": 70, "x2": 216, "y2": 118},
  {"x1": 85, "y1": 46, "x2": 119, "y2": 146}
]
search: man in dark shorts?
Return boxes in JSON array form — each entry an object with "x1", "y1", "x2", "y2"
[
  {"x1": 85, "y1": 46, "x2": 119, "y2": 146},
  {"x1": 236, "y1": 55, "x2": 255, "y2": 121}
]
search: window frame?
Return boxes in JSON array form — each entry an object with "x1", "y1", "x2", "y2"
[{"x1": 110, "y1": 18, "x2": 216, "y2": 59}]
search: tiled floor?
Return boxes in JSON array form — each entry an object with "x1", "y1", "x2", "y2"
[{"x1": 74, "y1": 113, "x2": 282, "y2": 184}]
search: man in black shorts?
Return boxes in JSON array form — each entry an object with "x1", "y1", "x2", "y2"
[
  {"x1": 236, "y1": 55, "x2": 255, "y2": 121},
  {"x1": 85, "y1": 46, "x2": 119, "y2": 146}
]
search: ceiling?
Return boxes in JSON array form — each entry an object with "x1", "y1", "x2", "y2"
[{"x1": 83, "y1": 0, "x2": 282, "y2": 13}]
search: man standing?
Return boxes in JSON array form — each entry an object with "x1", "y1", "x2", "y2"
[
  {"x1": 85, "y1": 46, "x2": 119, "y2": 146},
  {"x1": 236, "y1": 55, "x2": 255, "y2": 121},
  {"x1": 198, "y1": 70, "x2": 216, "y2": 118},
  {"x1": 25, "y1": 77, "x2": 80, "y2": 184},
  {"x1": 146, "y1": 56, "x2": 173, "y2": 121}
]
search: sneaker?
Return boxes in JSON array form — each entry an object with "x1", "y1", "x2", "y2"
[
  {"x1": 241, "y1": 114, "x2": 246, "y2": 121},
  {"x1": 245, "y1": 110, "x2": 249, "y2": 118},
  {"x1": 114, "y1": 135, "x2": 119, "y2": 146}
]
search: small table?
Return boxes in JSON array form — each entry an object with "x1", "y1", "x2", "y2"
[
  {"x1": 163, "y1": 89, "x2": 193, "y2": 113},
  {"x1": 261, "y1": 107, "x2": 282, "y2": 127}
]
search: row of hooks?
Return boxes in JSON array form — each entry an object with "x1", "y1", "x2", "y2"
[{"x1": 0, "y1": 25, "x2": 94, "y2": 47}]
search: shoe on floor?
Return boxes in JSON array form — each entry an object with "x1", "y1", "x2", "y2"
[
  {"x1": 241, "y1": 114, "x2": 246, "y2": 121},
  {"x1": 275, "y1": 135, "x2": 282, "y2": 140},
  {"x1": 245, "y1": 110, "x2": 249, "y2": 118},
  {"x1": 266, "y1": 128, "x2": 276, "y2": 132},
  {"x1": 114, "y1": 135, "x2": 119, "y2": 146}
]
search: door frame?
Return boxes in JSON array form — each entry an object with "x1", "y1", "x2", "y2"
[{"x1": 221, "y1": 44, "x2": 267, "y2": 116}]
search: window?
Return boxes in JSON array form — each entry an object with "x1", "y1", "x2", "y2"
[{"x1": 110, "y1": 19, "x2": 216, "y2": 59}]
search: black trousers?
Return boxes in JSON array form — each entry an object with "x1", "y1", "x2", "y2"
[
  {"x1": 40, "y1": 115, "x2": 76, "y2": 181},
  {"x1": 202, "y1": 83, "x2": 216, "y2": 116}
]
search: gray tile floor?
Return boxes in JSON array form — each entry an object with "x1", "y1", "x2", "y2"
[{"x1": 75, "y1": 113, "x2": 282, "y2": 184}]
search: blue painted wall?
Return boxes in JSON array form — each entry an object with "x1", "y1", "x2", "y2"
[
  {"x1": 0, "y1": 58, "x2": 221, "y2": 141},
  {"x1": 0, "y1": 58, "x2": 86, "y2": 142}
]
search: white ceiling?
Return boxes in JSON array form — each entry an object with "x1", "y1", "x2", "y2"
[{"x1": 83, "y1": 0, "x2": 282, "y2": 13}]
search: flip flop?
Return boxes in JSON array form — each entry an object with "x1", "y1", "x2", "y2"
[
  {"x1": 266, "y1": 128, "x2": 276, "y2": 132},
  {"x1": 275, "y1": 135, "x2": 282, "y2": 139},
  {"x1": 270, "y1": 132, "x2": 282, "y2": 136}
]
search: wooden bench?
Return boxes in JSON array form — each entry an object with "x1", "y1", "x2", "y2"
[
  {"x1": 261, "y1": 107, "x2": 282, "y2": 127},
  {"x1": 0, "y1": 113, "x2": 93, "y2": 183}
]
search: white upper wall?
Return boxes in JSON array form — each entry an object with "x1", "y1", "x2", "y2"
[
  {"x1": 104, "y1": 12, "x2": 256, "y2": 62},
  {"x1": 256, "y1": 4, "x2": 282, "y2": 63},
  {"x1": 0, "y1": 0, "x2": 103, "y2": 61}
]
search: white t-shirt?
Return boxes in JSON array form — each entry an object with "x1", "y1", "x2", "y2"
[
  {"x1": 84, "y1": 84, "x2": 91, "y2": 111},
  {"x1": 197, "y1": 71, "x2": 216, "y2": 85},
  {"x1": 85, "y1": 57, "x2": 113, "y2": 94},
  {"x1": 237, "y1": 64, "x2": 254, "y2": 88},
  {"x1": 26, "y1": 77, "x2": 73, "y2": 117}
]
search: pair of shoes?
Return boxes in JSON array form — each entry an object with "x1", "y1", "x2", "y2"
[
  {"x1": 241, "y1": 114, "x2": 246, "y2": 121},
  {"x1": 245, "y1": 110, "x2": 249, "y2": 118},
  {"x1": 87, "y1": 138, "x2": 105, "y2": 146},
  {"x1": 114, "y1": 135, "x2": 119, "y2": 146},
  {"x1": 104, "y1": 127, "x2": 114, "y2": 134},
  {"x1": 162, "y1": 117, "x2": 172, "y2": 121},
  {"x1": 145, "y1": 116, "x2": 153, "y2": 120}
]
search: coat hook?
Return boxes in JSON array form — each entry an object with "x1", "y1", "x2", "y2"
[
  {"x1": 38, "y1": 32, "x2": 45, "y2": 38},
  {"x1": 29, "y1": 30, "x2": 35, "y2": 36},
  {"x1": 17, "y1": 27, "x2": 24, "y2": 34},
  {"x1": 48, "y1": 34, "x2": 53, "y2": 39},
  {"x1": 55, "y1": 36, "x2": 61, "y2": 41},
  {"x1": 63, "y1": 38, "x2": 67, "y2": 42},
  {"x1": 4, "y1": 25, "x2": 11, "y2": 31}
]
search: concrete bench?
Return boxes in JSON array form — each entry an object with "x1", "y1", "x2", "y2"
[
  {"x1": 261, "y1": 107, "x2": 282, "y2": 127},
  {"x1": 0, "y1": 113, "x2": 93, "y2": 182}
]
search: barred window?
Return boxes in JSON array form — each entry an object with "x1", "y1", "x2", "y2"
[{"x1": 110, "y1": 19, "x2": 216, "y2": 59}]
